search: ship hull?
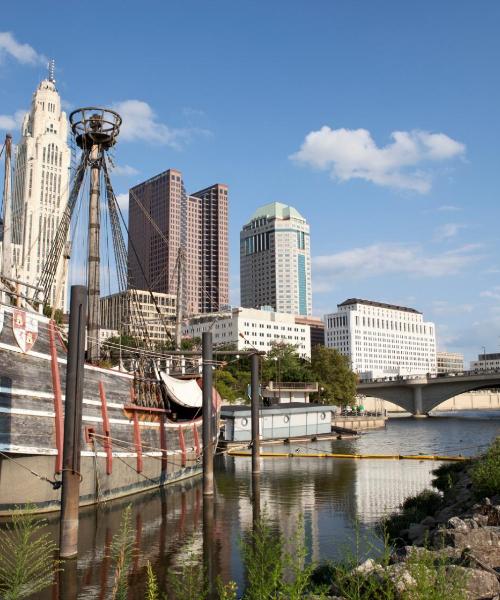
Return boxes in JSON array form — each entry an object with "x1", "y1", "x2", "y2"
[{"x1": 0, "y1": 305, "x2": 209, "y2": 515}]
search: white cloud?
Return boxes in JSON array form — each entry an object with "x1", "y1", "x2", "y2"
[
  {"x1": 437, "y1": 205, "x2": 462, "y2": 212},
  {"x1": 116, "y1": 193, "x2": 129, "y2": 212},
  {"x1": 0, "y1": 109, "x2": 25, "y2": 131},
  {"x1": 290, "y1": 126, "x2": 465, "y2": 193},
  {"x1": 0, "y1": 32, "x2": 47, "y2": 66},
  {"x1": 431, "y1": 300, "x2": 474, "y2": 315},
  {"x1": 112, "y1": 164, "x2": 139, "y2": 177},
  {"x1": 113, "y1": 100, "x2": 209, "y2": 148},
  {"x1": 480, "y1": 286, "x2": 500, "y2": 301},
  {"x1": 434, "y1": 223, "x2": 466, "y2": 241},
  {"x1": 313, "y1": 242, "x2": 481, "y2": 289}
]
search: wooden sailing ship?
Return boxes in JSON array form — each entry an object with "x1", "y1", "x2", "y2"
[{"x1": 0, "y1": 107, "x2": 218, "y2": 515}]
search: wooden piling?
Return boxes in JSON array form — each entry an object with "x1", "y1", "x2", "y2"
[
  {"x1": 202, "y1": 331, "x2": 214, "y2": 496},
  {"x1": 250, "y1": 352, "x2": 260, "y2": 474},
  {"x1": 60, "y1": 285, "x2": 87, "y2": 558}
]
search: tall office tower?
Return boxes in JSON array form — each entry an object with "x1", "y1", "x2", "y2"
[
  {"x1": 190, "y1": 183, "x2": 229, "y2": 313},
  {"x1": 128, "y1": 169, "x2": 228, "y2": 315},
  {"x1": 325, "y1": 298, "x2": 437, "y2": 379},
  {"x1": 240, "y1": 202, "x2": 312, "y2": 316},
  {"x1": 11, "y1": 62, "x2": 70, "y2": 308}
]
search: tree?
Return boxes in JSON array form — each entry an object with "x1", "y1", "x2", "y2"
[
  {"x1": 261, "y1": 342, "x2": 313, "y2": 384},
  {"x1": 310, "y1": 346, "x2": 357, "y2": 405},
  {"x1": 42, "y1": 304, "x2": 64, "y2": 325}
]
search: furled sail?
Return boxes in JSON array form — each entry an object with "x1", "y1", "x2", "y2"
[{"x1": 160, "y1": 371, "x2": 202, "y2": 408}]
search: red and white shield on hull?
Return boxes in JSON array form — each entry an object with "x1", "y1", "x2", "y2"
[{"x1": 13, "y1": 309, "x2": 39, "y2": 353}]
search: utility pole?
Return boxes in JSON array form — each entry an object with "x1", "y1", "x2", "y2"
[
  {"x1": 60, "y1": 285, "x2": 87, "y2": 558},
  {"x1": 202, "y1": 331, "x2": 214, "y2": 495}
]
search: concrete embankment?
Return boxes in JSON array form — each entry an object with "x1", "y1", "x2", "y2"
[{"x1": 331, "y1": 414, "x2": 387, "y2": 434}]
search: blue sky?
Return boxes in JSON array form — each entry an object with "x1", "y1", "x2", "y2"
[{"x1": 1, "y1": 1, "x2": 499, "y2": 363}]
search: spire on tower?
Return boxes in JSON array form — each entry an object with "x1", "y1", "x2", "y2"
[{"x1": 48, "y1": 59, "x2": 56, "y2": 83}]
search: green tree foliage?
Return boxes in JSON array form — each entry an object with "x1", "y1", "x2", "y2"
[
  {"x1": 261, "y1": 342, "x2": 313, "y2": 384},
  {"x1": 42, "y1": 305, "x2": 64, "y2": 325},
  {"x1": 310, "y1": 346, "x2": 357, "y2": 405}
]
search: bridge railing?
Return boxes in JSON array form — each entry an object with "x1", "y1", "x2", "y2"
[{"x1": 358, "y1": 368, "x2": 500, "y2": 385}]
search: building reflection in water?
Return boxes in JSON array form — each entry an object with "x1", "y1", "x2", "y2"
[{"x1": 26, "y1": 444, "x2": 439, "y2": 598}]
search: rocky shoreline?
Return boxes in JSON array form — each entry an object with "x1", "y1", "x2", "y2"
[{"x1": 310, "y1": 440, "x2": 500, "y2": 599}]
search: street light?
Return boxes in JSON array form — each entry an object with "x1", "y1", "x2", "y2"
[{"x1": 272, "y1": 355, "x2": 281, "y2": 403}]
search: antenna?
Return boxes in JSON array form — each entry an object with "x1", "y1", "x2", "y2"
[{"x1": 48, "y1": 59, "x2": 56, "y2": 83}]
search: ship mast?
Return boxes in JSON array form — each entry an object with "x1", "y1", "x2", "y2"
[
  {"x1": 69, "y1": 108, "x2": 121, "y2": 364},
  {"x1": 1, "y1": 134, "x2": 13, "y2": 281},
  {"x1": 175, "y1": 246, "x2": 184, "y2": 350}
]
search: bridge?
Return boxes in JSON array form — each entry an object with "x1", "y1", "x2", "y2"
[{"x1": 357, "y1": 371, "x2": 500, "y2": 416}]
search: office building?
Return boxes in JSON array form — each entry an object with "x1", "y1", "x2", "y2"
[
  {"x1": 325, "y1": 298, "x2": 437, "y2": 379},
  {"x1": 240, "y1": 202, "x2": 312, "y2": 316},
  {"x1": 470, "y1": 353, "x2": 500, "y2": 372},
  {"x1": 11, "y1": 63, "x2": 70, "y2": 308},
  {"x1": 295, "y1": 315, "x2": 325, "y2": 347},
  {"x1": 128, "y1": 169, "x2": 228, "y2": 315},
  {"x1": 101, "y1": 289, "x2": 176, "y2": 345},
  {"x1": 437, "y1": 351, "x2": 464, "y2": 374},
  {"x1": 183, "y1": 307, "x2": 311, "y2": 359}
]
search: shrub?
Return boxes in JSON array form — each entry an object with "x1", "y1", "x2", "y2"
[
  {"x1": 432, "y1": 461, "x2": 469, "y2": 494},
  {"x1": 471, "y1": 437, "x2": 500, "y2": 498}
]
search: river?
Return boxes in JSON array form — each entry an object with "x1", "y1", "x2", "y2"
[{"x1": 32, "y1": 412, "x2": 500, "y2": 598}]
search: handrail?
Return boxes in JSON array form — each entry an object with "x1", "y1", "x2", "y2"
[{"x1": 266, "y1": 381, "x2": 319, "y2": 390}]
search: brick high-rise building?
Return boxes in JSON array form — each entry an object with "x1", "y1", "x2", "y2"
[{"x1": 127, "y1": 169, "x2": 228, "y2": 315}]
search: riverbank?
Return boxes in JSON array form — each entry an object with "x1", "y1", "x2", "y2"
[{"x1": 310, "y1": 437, "x2": 500, "y2": 599}]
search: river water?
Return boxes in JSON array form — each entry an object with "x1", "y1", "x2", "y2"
[{"x1": 34, "y1": 412, "x2": 500, "y2": 598}]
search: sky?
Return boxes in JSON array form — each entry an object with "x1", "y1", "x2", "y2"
[{"x1": 0, "y1": 1, "x2": 499, "y2": 363}]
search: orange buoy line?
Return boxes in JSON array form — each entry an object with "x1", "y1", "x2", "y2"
[{"x1": 226, "y1": 450, "x2": 466, "y2": 462}]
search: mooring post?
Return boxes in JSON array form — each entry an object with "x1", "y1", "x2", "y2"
[
  {"x1": 202, "y1": 331, "x2": 214, "y2": 496},
  {"x1": 203, "y1": 493, "x2": 216, "y2": 599},
  {"x1": 250, "y1": 352, "x2": 260, "y2": 474},
  {"x1": 60, "y1": 285, "x2": 87, "y2": 558}
]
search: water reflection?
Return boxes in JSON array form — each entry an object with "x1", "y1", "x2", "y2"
[{"x1": 25, "y1": 414, "x2": 500, "y2": 598}]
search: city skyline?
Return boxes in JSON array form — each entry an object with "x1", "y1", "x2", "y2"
[{"x1": 1, "y1": 1, "x2": 499, "y2": 363}]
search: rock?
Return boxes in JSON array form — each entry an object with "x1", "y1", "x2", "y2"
[
  {"x1": 447, "y1": 516, "x2": 469, "y2": 530},
  {"x1": 472, "y1": 514, "x2": 489, "y2": 527},
  {"x1": 352, "y1": 558, "x2": 377, "y2": 575},
  {"x1": 421, "y1": 515, "x2": 436, "y2": 527},
  {"x1": 436, "y1": 506, "x2": 456, "y2": 523},
  {"x1": 463, "y1": 518, "x2": 480, "y2": 529},
  {"x1": 384, "y1": 563, "x2": 417, "y2": 596},
  {"x1": 408, "y1": 523, "x2": 428, "y2": 541},
  {"x1": 446, "y1": 565, "x2": 500, "y2": 600}
]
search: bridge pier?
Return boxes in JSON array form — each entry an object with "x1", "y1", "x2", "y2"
[{"x1": 413, "y1": 385, "x2": 427, "y2": 418}]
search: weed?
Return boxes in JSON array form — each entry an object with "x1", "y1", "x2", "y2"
[
  {"x1": 110, "y1": 504, "x2": 135, "y2": 600},
  {"x1": 0, "y1": 506, "x2": 59, "y2": 600}
]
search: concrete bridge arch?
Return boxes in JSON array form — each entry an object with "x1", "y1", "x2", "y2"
[{"x1": 357, "y1": 373, "x2": 500, "y2": 416}]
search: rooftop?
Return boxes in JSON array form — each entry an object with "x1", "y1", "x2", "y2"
[
  {"x1": 250, "y1": 202, "x2": 305, "y2": 222},
  {"x1": 338, "y1": 298, "x2": 422, "y2": 315}
]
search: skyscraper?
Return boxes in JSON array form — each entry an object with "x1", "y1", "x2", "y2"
[
  {"x1": 127, "y1": 168, "x2": 228, "y2": 315},
  {"x1": 11, "y1": 62, "x2": 70, "y2": 308},
  {"x1": 240, "y1": 202, "x2": 312, "y2": 316}
]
